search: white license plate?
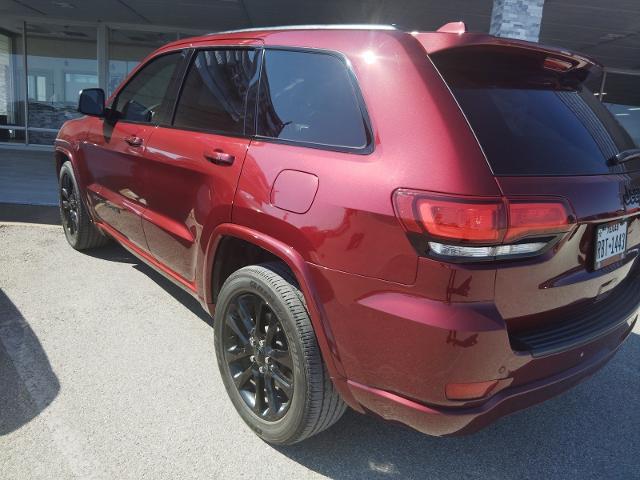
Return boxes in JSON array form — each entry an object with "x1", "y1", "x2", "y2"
[{"x1": 594, "y1": 220, "x2": 627, "y2": 269}]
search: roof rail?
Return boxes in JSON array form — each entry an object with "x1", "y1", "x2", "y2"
[{"x1": 208, "y1": 24, "x2": 398, "y2": 35}]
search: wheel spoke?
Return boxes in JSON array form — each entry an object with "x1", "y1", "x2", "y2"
[
  {"x1": 254, "y1": 299, "x2": 266, "y2": 334},
  {"x1": 63, "y1": 176, "x2": 72, "y2": 195},
  {"x1": 69, "y1": 211, "x2": 78, "y2": 234},
  {"x1": 267, "y1": 348, "x2": 292, "y2": 370},
  {"x1": 271, "y1": 367, "x2": 293, "y2": 398},
  {"x1": 253, "y1": 372, "x2": 265, "y2": 415},
  {"x1": 236, "y1": 296, "x2": 256, "y2": 335},
  {"x1": 265, "y1": 312, "x2": 278, "y2": 344},
  {"x1": 265, "y1": 375, "x2": 279, "y2": 415},
  {"x1": 226, "y1": 309, "x2": 250, "y2": 346},
  {"x1": 226, "y1": 345, "x2": 251, "y2": 363},
  {"x1": 61, "y1": 187, "x2": 70, "y2": 200},
  {"x1": 233, "y1": 365, "x2": 253, "y2": 389}
]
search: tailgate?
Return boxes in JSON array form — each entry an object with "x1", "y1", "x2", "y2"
[
  {"x1": 495, "y1": 174, "x2": 640, "y2": 327},
  {"x1": 431, "y1": 41, "x2": 640, "y2": 338}
]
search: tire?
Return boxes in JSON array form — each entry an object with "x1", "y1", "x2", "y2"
[
  {"x1": 214, "y1": 262, "x2": 346, "y2": 444},
  {"x1": 58, "y1": 161, "x2": 109, "y2": 250}
]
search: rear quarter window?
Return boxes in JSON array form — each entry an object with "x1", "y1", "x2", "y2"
[{"x1": 256, "y1": 49, "x2": 369, "y2": 150}]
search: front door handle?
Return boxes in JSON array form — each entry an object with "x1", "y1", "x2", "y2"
[
  {"x1": 124, "y1": 135, "x2": 143, "y2": 147},
  {"x1": 204, "y1": 149, "x2": 235, "y2": 166}
]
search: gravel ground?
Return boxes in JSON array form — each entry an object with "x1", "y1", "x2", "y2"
[{"x1": 1, "y1": 223, "x2": 639, "y2": 480}]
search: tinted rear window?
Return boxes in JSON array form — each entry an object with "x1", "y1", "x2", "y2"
[
  {"x1": 256, "y1": 49, "x2": 369, "y2": 150},
  {"x1": 432, "y1": 48, "x2": 637, "y2": 176}
]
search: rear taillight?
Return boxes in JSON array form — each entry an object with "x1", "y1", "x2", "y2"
[
  {"x1": 393, "y1": 190, "x2": 575, "y2": 260},
  {"x1": 506, "y1": 201, "x2": 571, "y2": 242},
  {"x1": 394, "y1": 191, "x2": 504, "y2": 241}
]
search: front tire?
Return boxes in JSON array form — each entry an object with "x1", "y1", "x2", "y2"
[
  {"x1": 58, "y1": 161, "x2": 108, "y2": 250},
  {"x1": 214, "y1": 262, "x2": 346, "y2": 444}
]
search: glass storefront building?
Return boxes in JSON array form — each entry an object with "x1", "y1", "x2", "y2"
[
  {"x1": 0, "y1": 0, "x2": 639, "y2": 148},
  {"x1": 0, "y1": 20, "x2": 200, "y2": 146}
]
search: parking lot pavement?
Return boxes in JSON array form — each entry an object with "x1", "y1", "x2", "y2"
[{"x1": 1, "y1": 223, "x2": 639, "y2": 480}]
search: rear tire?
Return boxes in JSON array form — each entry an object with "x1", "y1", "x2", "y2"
[
  {"x1": 58, "y1": 161, "x2": 109, "y2": 250},
  {"x1": 214, "y1": 262, "x2": 346, "y2": 444}
]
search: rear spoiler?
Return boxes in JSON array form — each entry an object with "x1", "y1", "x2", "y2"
[{"x1": 412, "y1": 22, "x2": 601, "y2": 72}]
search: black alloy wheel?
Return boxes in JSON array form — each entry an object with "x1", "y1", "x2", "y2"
[
  {"x1": 58, "y1": 161, "x2": 109, "y2": 250},
  {"x1": 214, "y1": 263, "x2": 347, "y2": 444},
  {"x1": 223, "y1": 292, "x2": 295, "y2": 421},
  {"x1": 60, "y1": 170, "x2": 79, "y2": 237}
]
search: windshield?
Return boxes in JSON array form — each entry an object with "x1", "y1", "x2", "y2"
[{"x1": 432, "y1": 47, "x2": 638, "y2": 176}]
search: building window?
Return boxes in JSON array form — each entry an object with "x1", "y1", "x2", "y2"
[
  {"x1": 0, "y1": 21, "x2": 26, "y2": 144},
  {"x1": 27, "y1": 74, "x2": 49, "y2": 102},
  {"x1": 25, "y1": 23, "x2": 98, "y2": 144},
  {"x1": 64, "y1": 73, "x2": 99, "y2": 102},
  {"x1": 0, "y1": 21, "x2": 207, "y2": 146}
]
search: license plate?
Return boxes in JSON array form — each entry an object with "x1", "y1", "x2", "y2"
[{"x1": 594, "y1": 220, "x2": 627, "y2": 270}]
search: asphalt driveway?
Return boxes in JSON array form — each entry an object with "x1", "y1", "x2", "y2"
[{"x1": 1, "y1": 223, "x2": 639, "y2": 479}]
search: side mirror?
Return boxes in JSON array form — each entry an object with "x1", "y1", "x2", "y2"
[{"x1": 78, "y1": 88, "x2": 105, "y2": 117}]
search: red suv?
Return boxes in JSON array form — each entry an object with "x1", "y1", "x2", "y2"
[{"x1": 55, "y1": 23, "x2": 639, "y2": 444}]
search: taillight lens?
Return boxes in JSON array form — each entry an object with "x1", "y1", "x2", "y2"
[
  {"x1": 394, "y1": 190, "x2": 507, "y2": 242},
  {"x1": 393, "y1": 189, "x2": 575, "y2": 260},
  {"x1": 506, "y1": 201, "x2": 572, "y2": 242},
  {"x1": 417, "y1": 197, "x2": 505, "y2": 242}
]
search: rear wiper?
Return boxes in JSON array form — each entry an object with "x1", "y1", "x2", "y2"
[{"x1": 609, "y1": 149, "x2": 640, "y2": 166}]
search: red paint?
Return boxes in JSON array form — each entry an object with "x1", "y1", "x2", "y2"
[
  {"x1": 97, "y1": 220, "x2": 197, "y2": 293},
  {"x1": 141, "y1": 127, "x2": 250, "y2": 282},
  {"x1": 56, "y1": 26, "x2": 638, "y2": 437}
]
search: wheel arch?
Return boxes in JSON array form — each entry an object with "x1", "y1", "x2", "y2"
[
  {"x1": 202, "y1": 223, "x2": 359, "y2": 408},
  {"x1": 54, "y1": 145, "x2": 73, "y2": 176},
  {"x1": 54, "y1": 141, "x2": 98, "y2": 225}
]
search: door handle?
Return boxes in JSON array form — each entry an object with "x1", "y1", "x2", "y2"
[
  {"x1": 204, "y1": 149, "x2": 235, "y2": 166},
  {"x1": 124, "y1": 135, "x2": 143, "y2": 147}
]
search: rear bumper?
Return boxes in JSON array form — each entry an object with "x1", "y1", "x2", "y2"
[
  {"x1": 345, "y1": 319, "x2": 634, "y2": 436},
  {"x1": 309, "y1": 259, "x2": 638, "y2": 436}
]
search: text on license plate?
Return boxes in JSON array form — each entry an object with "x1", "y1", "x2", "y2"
[{"x1": 595, "y1": 221, "x2": 627, "y2": 269}]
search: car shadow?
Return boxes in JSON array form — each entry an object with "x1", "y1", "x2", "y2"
[
  {"x1": 274, "y1": 332, "x2": 640, "y2": 479},
  {"x1": 0, "y1": 289, "x2": 60, "y2": 435},
  {"x1": 83, "y1": 242, "x2": 213, "y2": 327}
]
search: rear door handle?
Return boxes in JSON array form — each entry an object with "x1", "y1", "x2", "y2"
[
  {"x1": 204, "y1": 149, "x2": 235, "y2": 166},
  {"x1": 124, "y1": 135, "x2": 143, "y2": 147}
]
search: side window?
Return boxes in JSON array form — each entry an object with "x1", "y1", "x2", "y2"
[
  {"x1": 173, "y1": 49, "x2": 259, "y2": 135},
  {"x1": 256, "y1": 50, "x2": 369, "y2": 149},
  {"x1": 113, "y1": 52, "x2": 182, "y2": 124}
]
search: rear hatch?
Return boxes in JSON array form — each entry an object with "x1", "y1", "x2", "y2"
[{"x1": 430, "y1": 43, "x2": 640, "y2": 354}]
